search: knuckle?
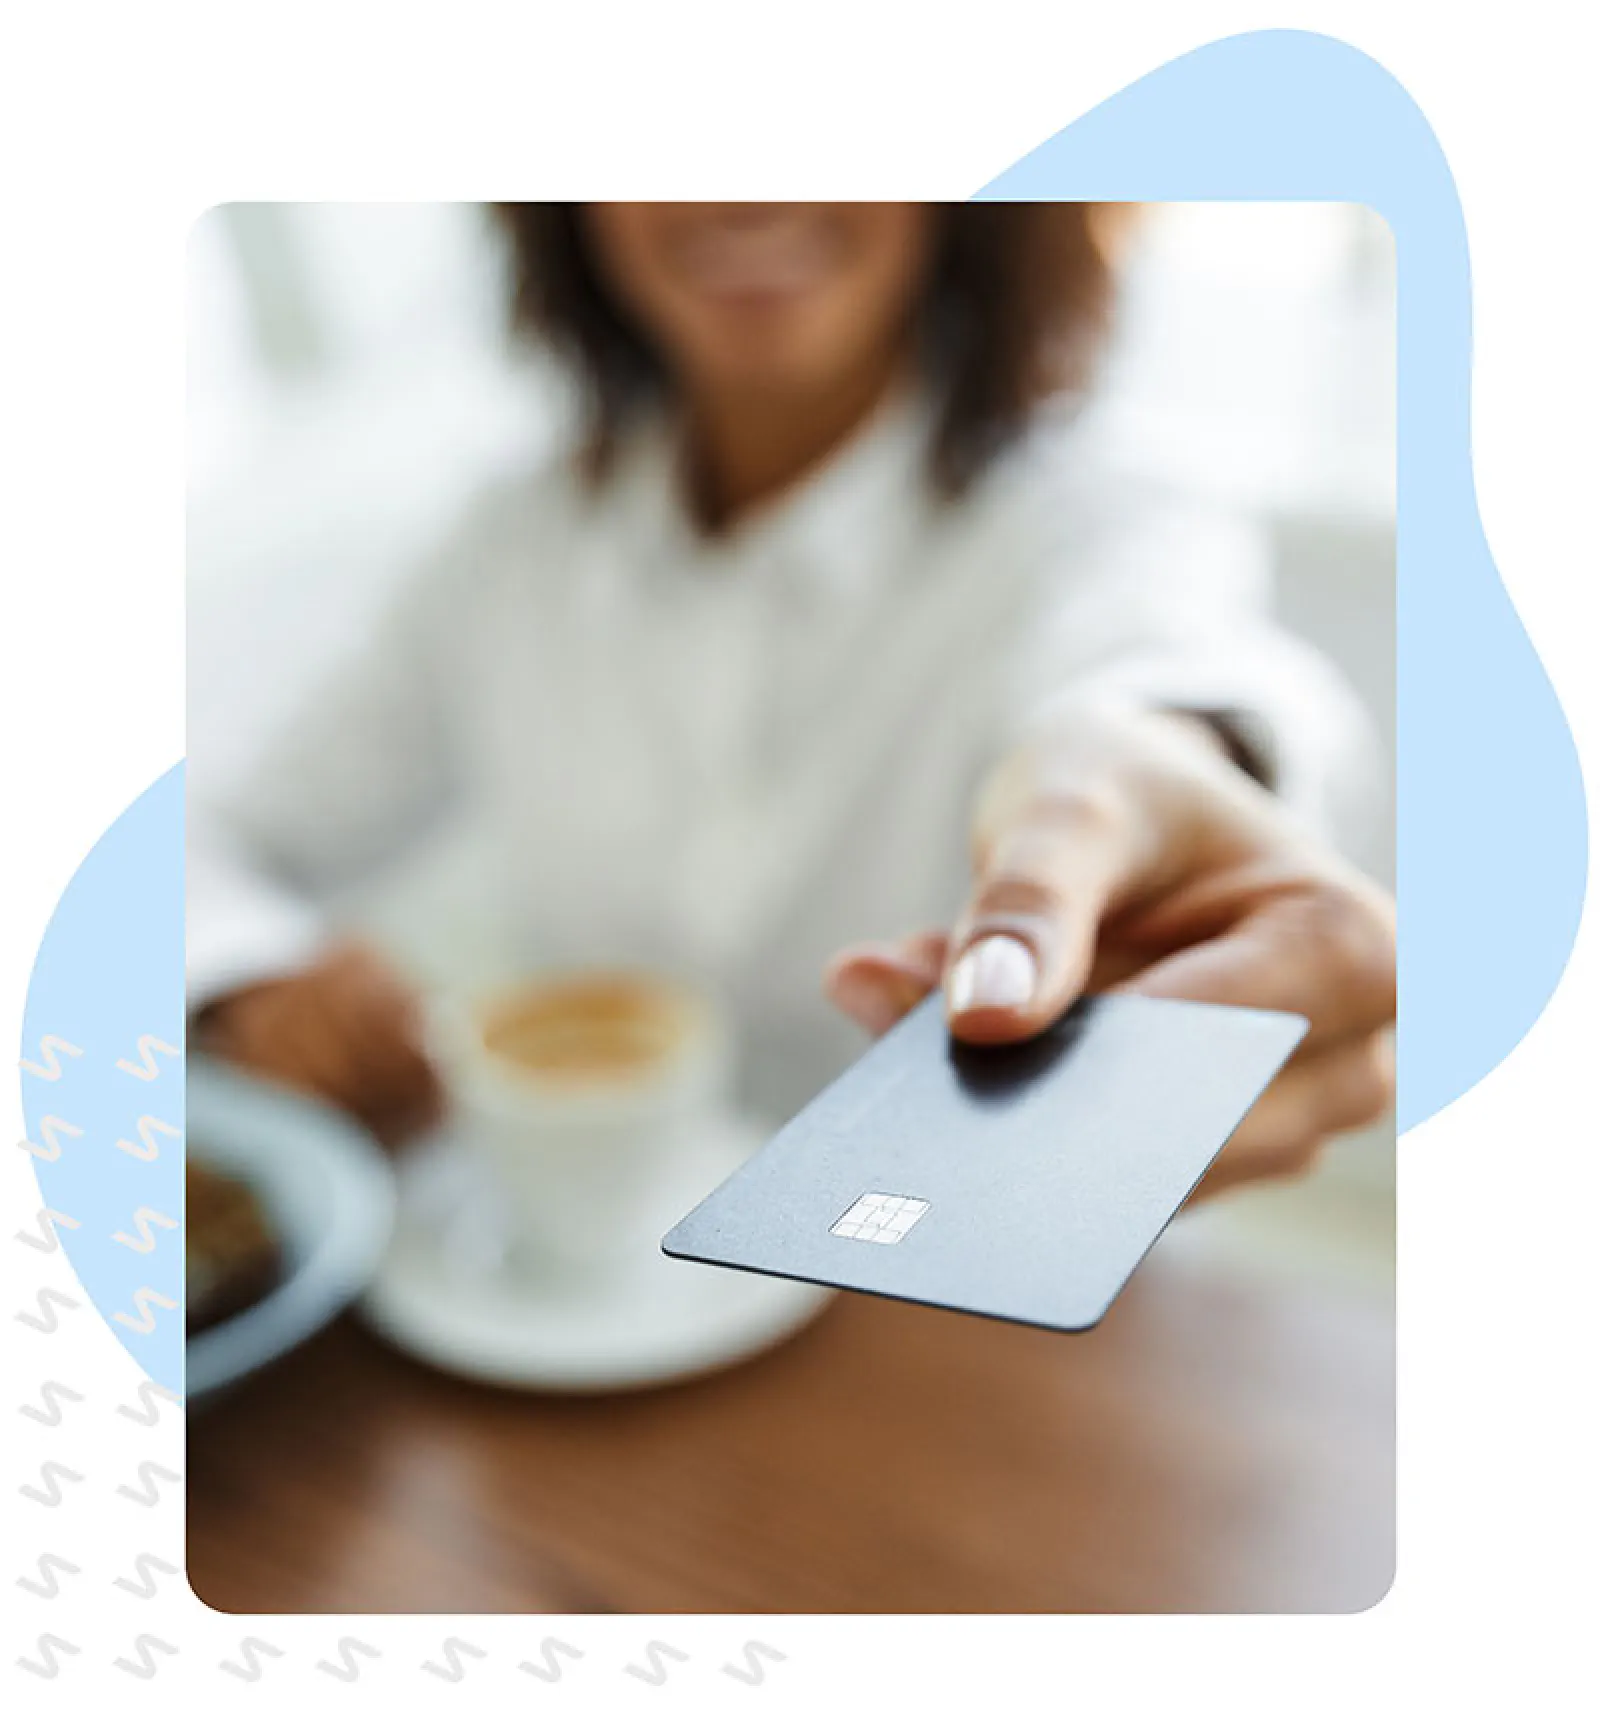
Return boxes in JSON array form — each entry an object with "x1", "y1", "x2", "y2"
[
  {"x1": 1285, "y1": 883, "x2": 1396, "y2": 1011},
  {"x1": 1254, "y1": 1132, "x2": 1325, "y2": 1182},
  {"x1": 1222, "y1": 1132, "x2": 1324, "y2": 1190},
  {"x1": 970, "y1": 869, "x2": 1070, "y2": 924},
  {"x1": 1345, "y1": 1036, "x2": 1397, "y2": 1124},
  {"x1": 1020, "y1": 780, "x2": 1128, "y2": 839},
  {"x1": 972, "y1": 796, "x2": 1127, "y2": 925},
  {"x1": 974, "y1": 771, "x2": 1127, "y2": 866},
  {"x1": 1286, "y1": 1136, "x2": 1328, "y2": 1179}
]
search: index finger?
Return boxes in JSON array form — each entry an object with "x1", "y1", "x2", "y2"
[{"x1": 946, "y1": 799, "x2": 1134, "y2": 1044}]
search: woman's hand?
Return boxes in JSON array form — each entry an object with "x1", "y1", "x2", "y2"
[
  {"x1": 194, "y1": 940, "x2": 442, "y2": 1148},
  {"x1": 825, "y1": 705, "x2": 1395, "y2": 1197}
]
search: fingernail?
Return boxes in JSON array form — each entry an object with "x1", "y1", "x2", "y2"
[
  {"x1": 947, "y1": 935, "x2": 1038, "y2": 1014},
  {"x1": 831, "y1": 970, "x2": 900, "y2": 1036}
]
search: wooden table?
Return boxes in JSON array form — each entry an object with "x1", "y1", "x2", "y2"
[{"x1": 187, "y1": 1250, "x2": 1392, "y2": 1614}]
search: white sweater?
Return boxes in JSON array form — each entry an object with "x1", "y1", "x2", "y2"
[{"x1": 187, "y1": 388, "x2": 1373, "y2": 1117}]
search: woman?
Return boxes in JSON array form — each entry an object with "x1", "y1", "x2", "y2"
[{"x1": 189, "y1": 203, "x2": 1395, "y2": 1195}]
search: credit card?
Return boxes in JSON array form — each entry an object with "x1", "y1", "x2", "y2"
[{"x1": 662, "y1": 991, "x2": 1306, "y2": 1332}]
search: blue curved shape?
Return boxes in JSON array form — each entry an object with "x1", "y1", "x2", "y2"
[
  {"x1": 978, "y1": 29, "x2": 1586, "y2": 1130},
  {"x1": 21, "y1": 764, "x2": 184, "y2": 1389},
  {"x1": 17, "y1": 34, "x2": 1588, "y2": 1377}
]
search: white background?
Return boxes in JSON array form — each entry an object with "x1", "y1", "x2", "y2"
[{"x1": 2, "y1": 3, "x2": 1596, "y2": 1718}]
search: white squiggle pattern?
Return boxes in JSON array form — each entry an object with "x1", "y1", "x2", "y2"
[
  {"x1": 19, "y1": 1462, "x2": 85, "y2": 1507},
  {"x1": 111, "y1": 1208, "x2": 178, "y2": 1253},
  {"x1": 111, "y1": 1287, "x2": 178, "y2": 1333},
  {"x1": 19, "y1": 1037, "x2": 83, "y2": 1081},
  {"x1": 14, "y1": 1209, "x2": 82, "y2": 1252},
  {"x1": 116, "y1": 1379, "x2": 182, "y2": 1424},
  {"x1": 114, "y1": 1114, "x2": 180, "y2": 1163},
  {"x1": 317, "y1": 1637, "x2": 382, "y2": 1681},
  {"x1": 115, "y1": 1460, "x2": 182, "y2": 1507},
  {"x1": 15, "y1": 1553, "x2": 82, "y2": 1598},
  {"x1": 520, "y1": 1638, "x2": 585, "y2": 1682},
  {"x1": 113, "y1": 1553, "x2": 180, "y2": 1598},
  {"x1": 625, "y1": 1642, "x2": 691, "y2": 1685},
  {"x1": 15, "y1": 1288, "x2": 81, "y2": 1333},
  {"x1": 18, "y1": 1381, "x2": 85, "y2": 1426},
  {"x1": 113, "y1": 1634, "x2": 179, "y2": 1678},
  {"x1": 422, "y1": 1637, "x2": 488, "y2": 1681},
  {"x1": 220, "y1": 1638, "x2": 285, "y2": 1682},
  {"x1": 115, "y1": 1036, "x2": 180, "y2": 1081},
  {"x1": 722, "y1": 1641, "x2": 788, "y2": 1685},
  {"x1": 18, "y1": 1116, "x2": 84, "y2": 1163},
  {"x1": 16, "y1": 1634, "x2": 80, "y2": 1678}
]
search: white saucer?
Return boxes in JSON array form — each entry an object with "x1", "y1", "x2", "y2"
[{"x1": 361, "y1": 1115, "x2": 833, "y2": 1392}]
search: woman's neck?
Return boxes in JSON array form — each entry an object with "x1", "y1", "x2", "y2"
[{"x1": 681, "y1": 347, "x2": 912, "y2": 533}]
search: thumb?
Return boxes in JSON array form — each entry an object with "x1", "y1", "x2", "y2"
[{"x1": 946, "y1": 798, "x2": 1132, "y2": 1044}]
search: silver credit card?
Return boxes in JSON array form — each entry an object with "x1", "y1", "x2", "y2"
[{"x1": 662, "y1": 992, "x2": 1306, "y2": 1332}]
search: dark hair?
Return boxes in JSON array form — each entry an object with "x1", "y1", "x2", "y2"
[{"x1": 490, "y1": 204, "x2": 1122, "y2": 497}]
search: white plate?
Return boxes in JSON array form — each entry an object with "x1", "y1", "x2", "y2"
[
  {"x1": 361, "y1": 1115, "x2": 833, "y2": 1391},
  {"x1": 187, "y1": 1057, "x2": 397, "y2": 1402}
]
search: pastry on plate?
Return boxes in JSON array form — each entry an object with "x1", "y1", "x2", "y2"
[{"x1": 186, "y1": 1160, "x2": 282, "y2": 1334}]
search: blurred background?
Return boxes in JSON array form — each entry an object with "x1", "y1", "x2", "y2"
[{"x1": 188, "y1": 201, "x2": 1396, "y2": 1304}]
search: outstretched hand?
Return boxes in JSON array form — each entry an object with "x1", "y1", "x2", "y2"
[{"x1": 826, "y1": 707, "x2": 1395, "y2": 1197}]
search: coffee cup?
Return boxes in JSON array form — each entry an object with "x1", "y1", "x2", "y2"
[{"x1": 428, "y1": 970, "x2": 733, "y2": 1284}]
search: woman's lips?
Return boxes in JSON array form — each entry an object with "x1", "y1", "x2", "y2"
[{"x1": 675, "y1": 217, "x2": 840, "y2": 301}]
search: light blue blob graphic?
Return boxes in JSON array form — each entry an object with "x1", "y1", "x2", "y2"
[
  {"x1": 21, "y1": 764, "x2": 184, "y2": 1389},
  {"x1": 978, "y1": 29, "x2": 1587, "y2": 1130},
  {"x1": 17, "y1": 33, "x2": 1588, "y2": 1383}
]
